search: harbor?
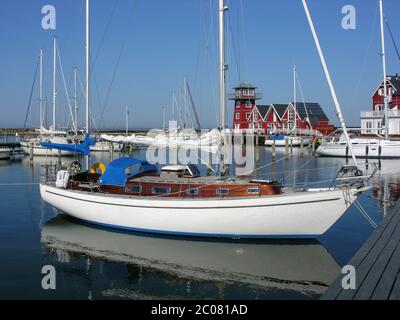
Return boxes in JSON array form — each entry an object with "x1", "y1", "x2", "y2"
[
  {"x1": 0, "y1": 143, "x2": 399, "y2": 299},
  {"x1": 1, "y1": 0, "x2": 400, "y2": 304}
]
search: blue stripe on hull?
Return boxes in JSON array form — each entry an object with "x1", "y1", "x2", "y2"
[{"x1": 78, "y1": 218, "x2": 320, "y2": 240}]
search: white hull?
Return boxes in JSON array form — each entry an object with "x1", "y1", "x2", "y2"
[
  {"x1": 20, "y1": 141, "x2": 75, "y2": 156},
  {"x1": 90, "y1": 143, "x2": 123, "y2": 152},
  {"x1": 316, "y1": 139, "x2": 400, "y2": 159},
  {"x1": 0, "y1": 149, "x2": 11, "y2": 160},
  {"x1": 265, "y1": 137, "x2": 311, "y2": 147},
  {"x1": 40, "y1": 184, "x2": 358, "y2": 239}
]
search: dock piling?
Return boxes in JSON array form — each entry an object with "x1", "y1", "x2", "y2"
[{"x1": 272, "y1": 140, "x2": 276, "y2": 162}]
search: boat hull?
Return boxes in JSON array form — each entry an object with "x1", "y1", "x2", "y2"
[
  {"x1": 21, "y1": 142, "x2": 75, "y2": 156},
  {"x1": 316, "y1": 140, "x2": 400, "y2": 159},
  {"x1": 40, "y1": 184, "x2": 357, "y2": 239},
  {"x1": 265, "y1": 137, "x2": 310, "y2": 147},
  {"x1": 0, "y1": 149, "x2": 11, "y2": 160}
]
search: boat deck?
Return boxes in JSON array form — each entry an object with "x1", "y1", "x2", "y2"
[{"x1": 322, "y1": 203, "x2": 400, "y2": 300}]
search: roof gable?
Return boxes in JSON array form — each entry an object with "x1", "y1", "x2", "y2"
[
  {"x1": 270, "y1": 104, "x2": 288, "y2": 119},
  {"x1": 254, "y1": 105, "x2": 270, "y2": 120}
]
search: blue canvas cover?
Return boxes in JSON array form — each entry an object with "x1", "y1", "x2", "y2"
[
  {"x1": 99, "y1": 158, "x2": 158, "y2": 187},
  {"x1": 269, "y1": 134, "x2": 285, "y2": 141},
  {"x1": 40, "y1": 134, "x2": 96, "y2": 156}
]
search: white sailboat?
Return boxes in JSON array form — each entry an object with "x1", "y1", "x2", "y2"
[
  {"x1": 316, "y1": 0, "x2": 400, "y2": 159},
  {"x1": 21, "y1": 40, "x2": 82, "y2": 157},
  {"x1": 40, "y1": 0, "x2": 371, "y2": 239}
]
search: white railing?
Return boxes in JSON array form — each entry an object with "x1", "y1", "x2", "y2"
[{"x1": 361, "y1": 110, "x2": 400, "y2": 118}]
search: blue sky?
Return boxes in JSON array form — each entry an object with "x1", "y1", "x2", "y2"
[{"x1": 0, "y1": 0, "x2": 399, "y2": 129}]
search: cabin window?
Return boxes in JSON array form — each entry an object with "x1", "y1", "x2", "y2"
[
  {"x1": 235, "y1": 101, "x2": 241, "y2": 108},
  {"x1": 186, "y1": 188, "x2": 200, "y2": 196},
  {"x1": 246, "y1": 101, "x2": 252, "y2": 108},
  {"x1": 246, "y1": 112, "x2": 251, "y2": 120},
  {"x1": 152, "y1": 187, "x2": 171, "y2": 195},
  {"x1": 236, "y1": 113, "x2": 240, "y2": 120},
  {"x1": 216, "y1": 188, "x2": 230, "y2": 195},
  {"x1": 125, "y1": 185, "x2": 142, "y2": 193},
  {"x1": 248, "y1": 188, "x2": 260, "y2": 194}
]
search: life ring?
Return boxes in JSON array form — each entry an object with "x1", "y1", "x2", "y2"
[{"x1": 90, "y1": 162, "x2": 106, "y2": 174}]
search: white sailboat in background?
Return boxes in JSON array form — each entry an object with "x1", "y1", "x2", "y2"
[
  {"x1": 316, "y1": 0, "x2": 400, "y2": 159},
  {"x1": 20, "y1": 40, "x2": 82, "y2": 156}
]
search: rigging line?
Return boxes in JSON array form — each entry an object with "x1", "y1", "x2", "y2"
[
  {"x1": 99, "y1": 42, "x2": 126, "y2": 128},
  {"x1": 350, "y1": 2, "x2": 380, "y2": 109},
  {"x1": 353, "y1": 197, "x2": 378, "y2": 229},
  {"x1": 283, "y1": 157, "x2": 314, "y2": 181},
  {"x1": 0, "y1": 183, "x2": 40, "y2": 186},
  {"x1": 90, "y1": 0, "x2": 120, "y2": 73},
  {"x1": 385, "y1": 18, "x2": 400, "y2": 64},
  {"x1": 239, "y1": 0, "x2": 249, "y2": 82},
  {"x1": 23, "y1": 57, "x2": 40, "y2": 130},
  {"x1": 56, "y1": 42, "x2": 77, "y2": 133},
  {"x1": 295, "y1": 70, "x2": 311, "y2": 127},
  {"x1": 227, "y1": 9, "x2": 242, "y2": 84},
  {"x1": 92, "y1": 71, "x2": 104, "y2": 130}
]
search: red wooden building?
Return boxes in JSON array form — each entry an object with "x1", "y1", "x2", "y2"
[
  {"x1": 361, "y1": 75, "x2": 400, "y2": 135},
  {"x1": 230, "y1": 83, "x2": 335, "y2": 135}
]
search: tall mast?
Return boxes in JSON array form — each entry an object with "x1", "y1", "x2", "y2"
[
  {"x1": 184, "y1": 77, "x2": 188, "y2": 129},
  {"x1": 126, "y1": 106, "x2": 129, "y2": 136},
  {"x1": 73, "y1": 66, "x2": 78, "y2": 135},
  {"x1": 302, "y1": 0, "x2": 357, "y2": 166},
  {"x1": 218, "y1": 0, "x2": 228, "y2": 176},
  {"x1": 380, "y1": 0, "x2": 389, "y2": 140},
  {"x1": 219, "y1": 0, "x2": 227, "y2": 130},
  {"x1": 85, "y1": 0, "x2": 90, "y2": 135},
  {"x1": 293, "y1": 66, "x2": 297, "y2": 133},
  {"x1": 52, "y1": 37, "x2": 57, "y2": 131},
  {"x1": 39, "y1": 49, "x2": 44, "y2": 130}
]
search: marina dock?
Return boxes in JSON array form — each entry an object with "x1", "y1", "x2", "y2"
[{"x1": 322, "y1": 203, "x2": 400, "y2": 300}]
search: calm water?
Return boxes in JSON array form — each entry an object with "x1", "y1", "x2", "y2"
[{"x1": 0, "y1": 143, "x2": 399, "y2": 300}]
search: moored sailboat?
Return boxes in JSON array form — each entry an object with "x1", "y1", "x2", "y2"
[{"x1": 40, "y1": 0, "x2": 372, "y2": 240}]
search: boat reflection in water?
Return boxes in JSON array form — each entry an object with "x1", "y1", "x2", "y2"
[
  {"x1": 41, "y1": 215, "x2": 340, "y2": 299},
  {"x1": 370, "y1": 160, "x2": 400, "y2": 209}
]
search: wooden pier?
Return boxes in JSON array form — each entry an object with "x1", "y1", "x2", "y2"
[{"x1": 322, "y1": 203, "x2": 400, "y2": 300}]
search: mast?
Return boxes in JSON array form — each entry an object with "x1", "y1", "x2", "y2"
[
  {"x1": 39, "y1": 49, "x2": 44, "y2": 130},
  {"x1": 380, "y1": 0, "x2": 389, "y2": 140},
  {"x1": 218, "y1": 0, "x2": 228, "y2": 176},
  {"x1": 183, "y1": 77, "x2": 187, "y2": 129},
  {"x1": 52, "y1": 37, "x2": 57, "y2": 131},
  {"x1": 302, "y1": 0, "x2": 357, "y2": 166},
  {"x1": 293, "y1": 66, "x2": 297, "y2": 133},
  {"x1": 85, "y1": 0, "x2": 90, "y2": 135},
  {"x1": 73, "y1": 66, "x2": 78, "y2": 135},
  {"x1": 219, "y1": 0, "x2": 227, "y2": 130},
  {"x1": 126, "y1": 106, "x2": 129, "y2": 136}
]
